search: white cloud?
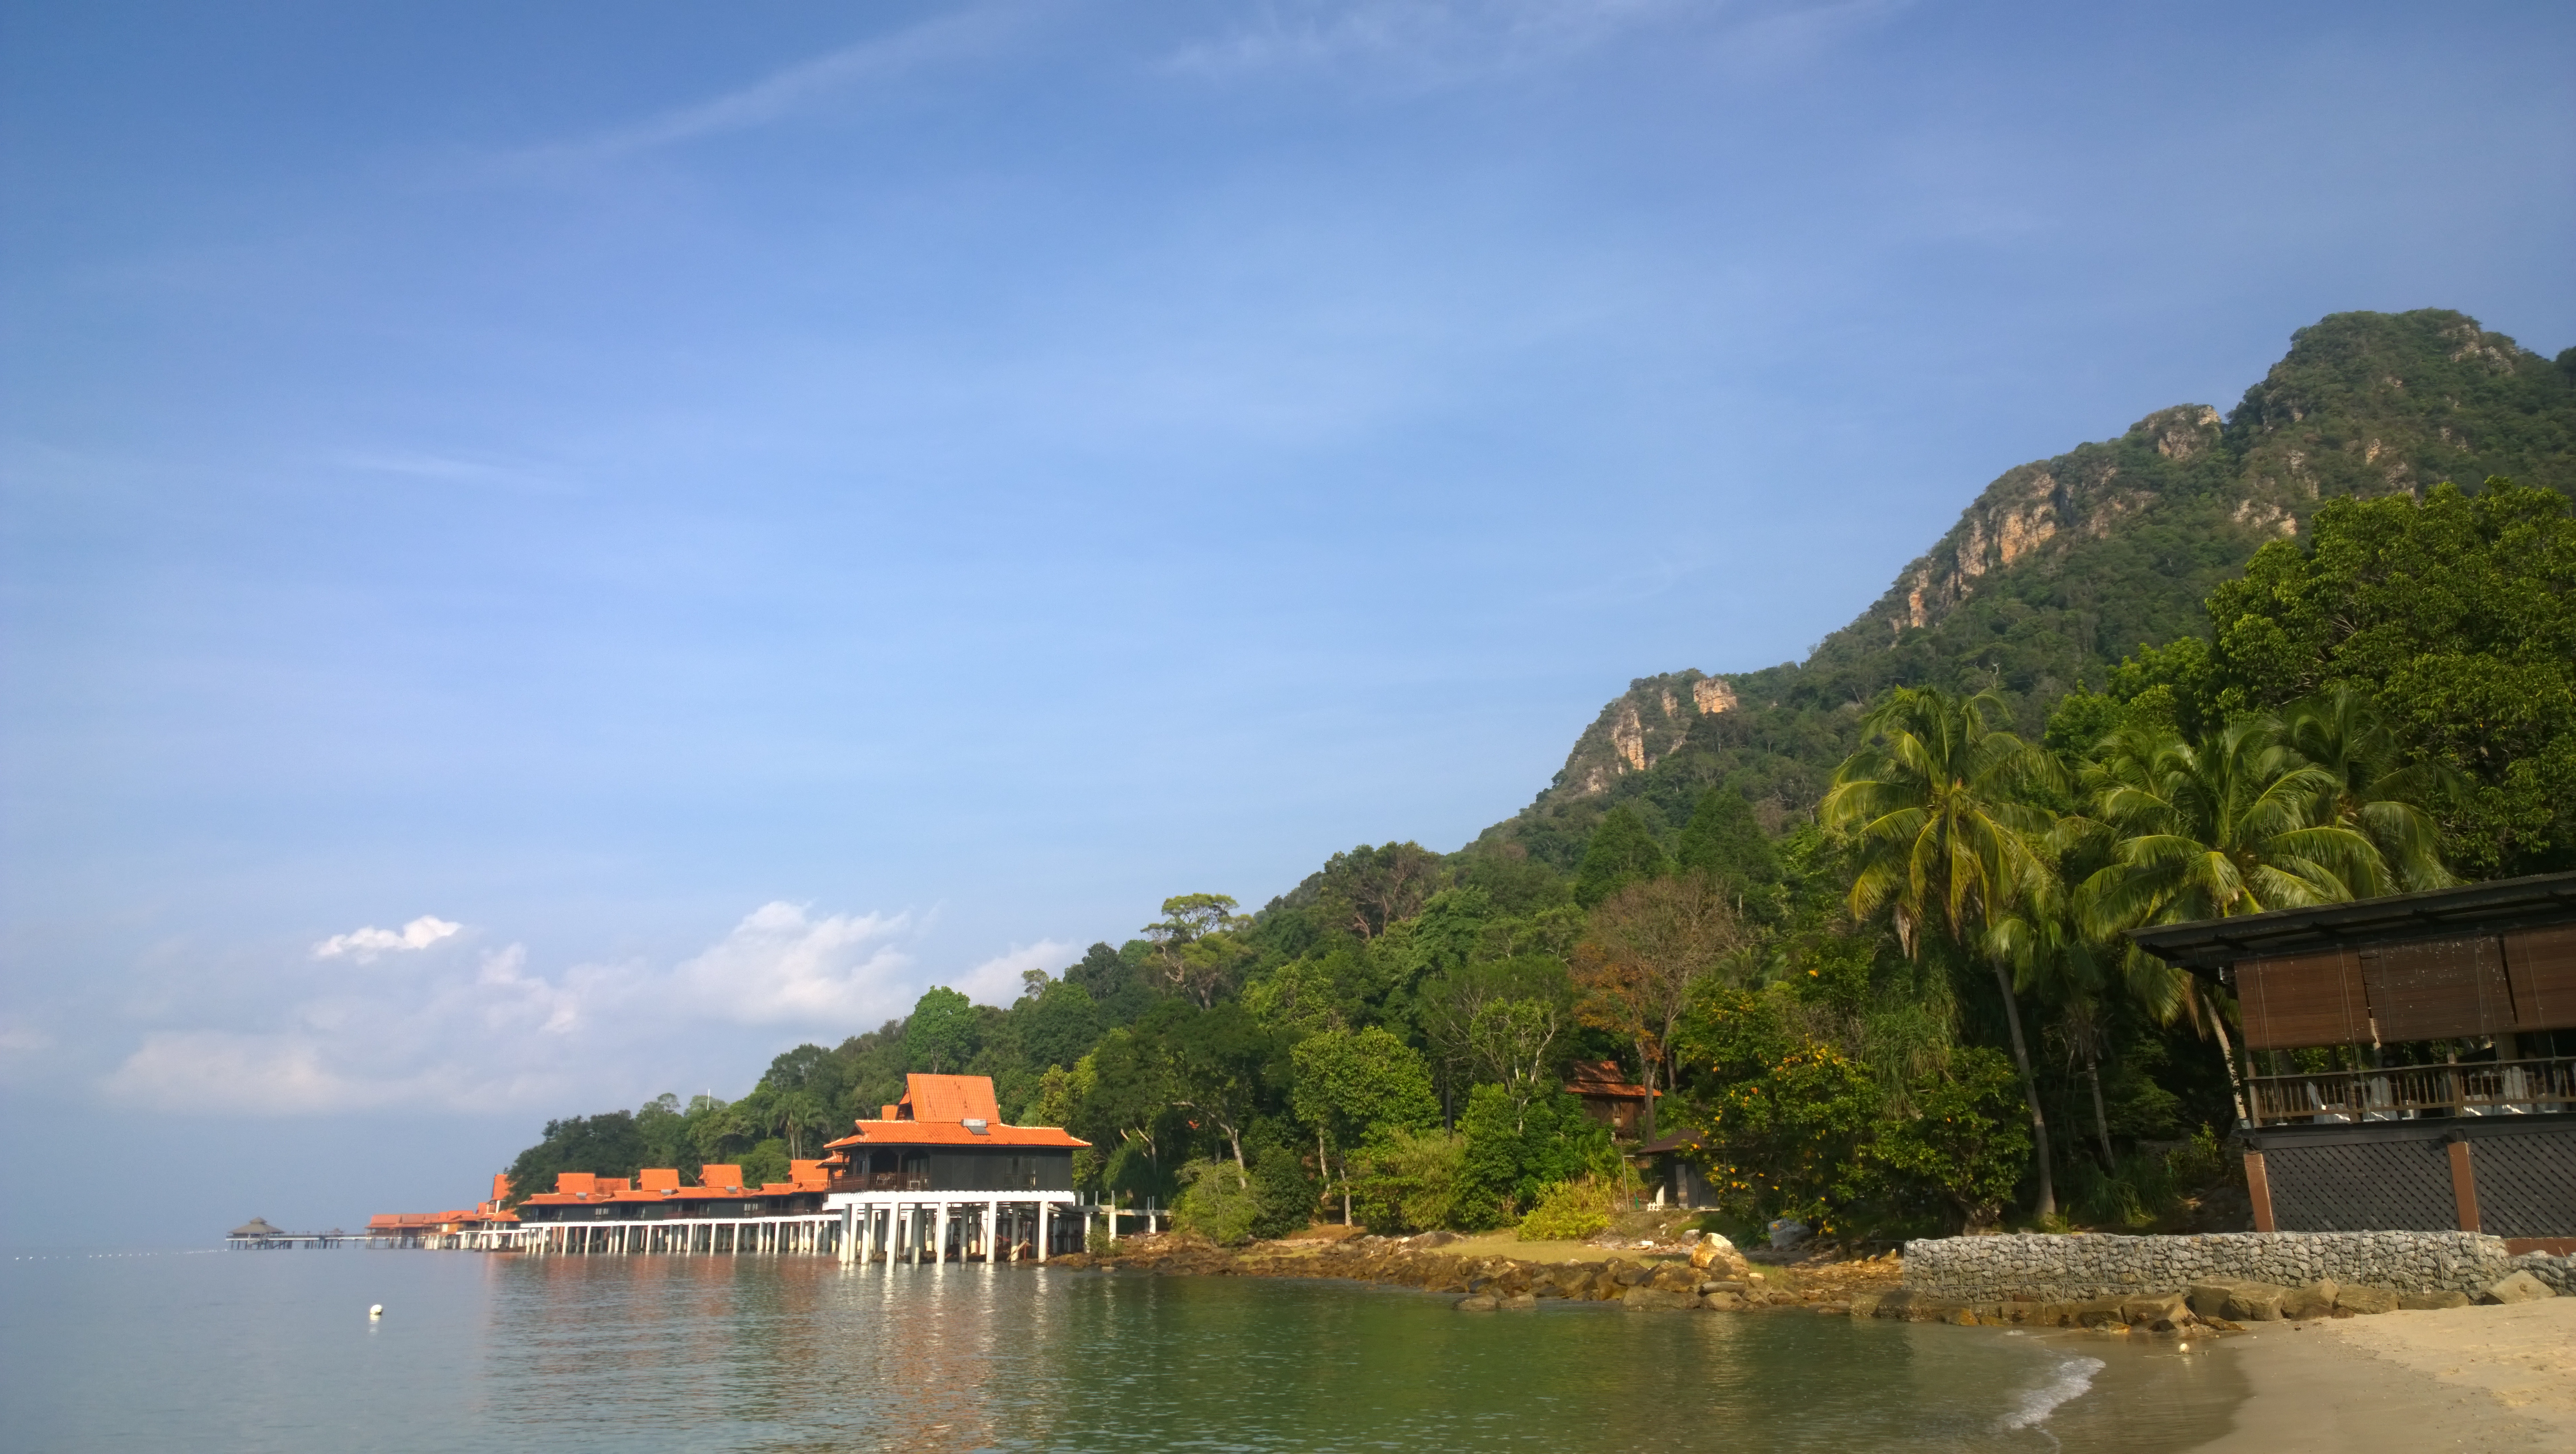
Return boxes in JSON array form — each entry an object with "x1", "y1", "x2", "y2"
[
  {"x1": 98, "y1": 901, "x2": 1068, "y2": 1114},
  {"x1": 312, "y1": 915, "x2": 461, "y2": 962},
  {"x1": 672, "y1": 902, "x2": 916, "y2": 1024},
  {"x1": 954, "y1": 938, "x2": 1078, "y2": 1007}
]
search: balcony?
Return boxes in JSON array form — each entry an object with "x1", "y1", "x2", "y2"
[
  {"x1": 828, "y1": 1172, "x2": 932, "y2": 1193},
  {"x1": 2248, "y1": 1055, "x2": 2576, "y2": 1127}
]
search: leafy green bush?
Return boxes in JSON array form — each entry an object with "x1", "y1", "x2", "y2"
[
  {"x1": 1170, "y1": 1158, "x2": 1263, "y2": 1245},
  {"x1": 1516, "y1": 1176, "x2": 1616, "y2": 1241},
  {"x1": 1248, "y1": 1142, "x2": 1317, "y2": 1240},
  {"x1": 1348, "y1": 1128, "x2": 1465, "y2": 1233}
]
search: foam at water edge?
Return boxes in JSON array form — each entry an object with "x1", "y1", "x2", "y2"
[{"x1": 1995, "y1": 1357, "x2": 2104, "y2": 1434}]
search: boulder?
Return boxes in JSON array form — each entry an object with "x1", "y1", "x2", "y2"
[
  {"x1": 1844, "y1": 1291, "x2": 1884, "y2": 1318},
  {"x1": 2121, "y1": 1294, "x2": 2188, "y2": 1327},
  {"x1": 2334, "y1": 1285, "x2": 2400, "y2": 1316},
  {"x1": 1705, "y1": 1291, "x2": 1745, "y2": 1311},
  {"x1": 1455, "y1": 1294, "x2": 1497, "y2": 1311},
  {"x1": 1622, "y1": 1285, "x2": 1695, "y2": 1311},
  {"x1": 2223, "y1": 1285, "x2": 2287, "y2": 1322},
  {"x1": 2185, "y1": 1283, "x2": 2239, "y2": 1321},
  {"x1": 2074, "y1": 1297, "x2": 2129, "y2": 1330},
  {"x1": 2281, "y1": 1281, "x2": 2340, "y2": 1320},
  {"x1": 1649, "y1": 1266, "x2": 1700, "y2": 1293},
  {"x1": 1689, "y1": 1233, "x2": 1751, "y2": 1279},
  {"x1": 1699, "y1": 1280, "x2": 1748, "y2": 1295},
  {"x1": 1612, "y1": 1264, "x2": 1655, "y2": 1288},
  {"x1": 2480, "y1": 1271, "x2": 2556, "y2": 1305},
  {"x1": 2398, "y1": 1290, "x2": 2471, "y2": 1310},
  {"x1": 1500, "y1": 1292, "x2": 1538, "y2": 1310}
]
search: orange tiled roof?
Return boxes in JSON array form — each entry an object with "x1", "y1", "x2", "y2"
[
  {"x1": 1564, "y1": 1060, "x2": 1652, "y2": 1100},
  {"x1": 901, "y1": 1074, "x2": 1002, "y2": 1123},
  {"x1": 822, "y1": 1120, "x2": 1087, "y2": 1149}
]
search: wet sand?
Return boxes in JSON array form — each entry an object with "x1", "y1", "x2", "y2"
[{"x1": 2197, "y1": 1299, "x2": 2576, "y2": 1453}]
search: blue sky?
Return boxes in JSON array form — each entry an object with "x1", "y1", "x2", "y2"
[{"x1": 4, "y1": 0, "x2": 2571, "y2": 1245}]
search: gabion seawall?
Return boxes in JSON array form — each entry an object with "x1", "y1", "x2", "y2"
[{"x1": 1900, "y1": 1231, "x2": 2514, "y2": 1301}]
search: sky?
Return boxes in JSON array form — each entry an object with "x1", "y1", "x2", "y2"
[{"x1": 3, "y1": 0, "x2": 2571, "y2": 1247}]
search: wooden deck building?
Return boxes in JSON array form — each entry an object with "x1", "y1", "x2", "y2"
[{"x1": 2131, "y1": 870, "x2": 2576, "y2": 1249}]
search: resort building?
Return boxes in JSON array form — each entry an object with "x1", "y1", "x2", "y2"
[
  {"x1": 2132, "y1": 869, "x2": 2576, "y2": 1250},
  {"x1": 1565, "y1": 1060, "x2": 1655, "y2": 1138},
  {"x1": 495, "y1": 1074, "x2": 1094, "y2": 1261}
]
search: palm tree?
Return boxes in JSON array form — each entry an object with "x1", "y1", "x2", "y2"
[
  {"x1": 1822, "y1": 686, "x2": 2066, "y2": 1220},
  {"x1": 1986, "y1": 887, "x2": 2118, "y2": 1170},
  {"x1": 2282, "y1": 687, "x2": 2456, "y2": 893},
  {"x1": 2076, "y1": 715, "x2": 2403, "y2": 1119}
]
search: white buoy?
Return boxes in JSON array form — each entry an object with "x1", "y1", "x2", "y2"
[{"x1": 369, "y1": 1304, "x2": 384, "y2": 1319}]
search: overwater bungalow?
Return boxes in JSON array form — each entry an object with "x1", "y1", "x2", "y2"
[{"x1": 503, "y1": 1074, "x2": 1094, "y2": 1261}]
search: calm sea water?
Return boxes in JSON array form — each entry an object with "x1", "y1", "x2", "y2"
[{"x1": 1, "y1": 1249, "x2": 2247, "y2": 1452}]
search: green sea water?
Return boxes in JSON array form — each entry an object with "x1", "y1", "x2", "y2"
[{"x1": 1, "y1": 1249, "x2": 2247, "y2": 1451}]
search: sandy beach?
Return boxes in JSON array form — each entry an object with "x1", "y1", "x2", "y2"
[{"x1": 2197, "y1": 1299, "x2": 2576, "y2": 1453}]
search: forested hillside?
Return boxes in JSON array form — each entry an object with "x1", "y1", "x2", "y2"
[
  {"x1": 1481, "y1": 310, "x2": 2576, "y2": 871},
  {"x1": 501, "y1": 310, "x2": 2575, "y2": 1246}
]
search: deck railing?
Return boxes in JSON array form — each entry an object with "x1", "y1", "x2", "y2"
[
  {"x1": 2247, "y1": 1055, "x2": 2576, "y2": 1126},
  {"x1": 828, "y1": 1172, "x2": 933, "y2": 1193}
]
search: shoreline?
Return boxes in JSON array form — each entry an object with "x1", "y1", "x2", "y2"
[{"x1": 2194, "y1": 1300, "x2": 2576, "y2": 1454}]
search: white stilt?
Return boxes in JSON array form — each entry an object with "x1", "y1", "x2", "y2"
[{"x1": 1038, "y1": 1200, "x2": 1051, "y2": 1263}]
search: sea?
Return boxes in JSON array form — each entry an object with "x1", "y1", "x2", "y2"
[{"x1": 0, "y1": 1248, "x2": 2249, "y2": 1452}]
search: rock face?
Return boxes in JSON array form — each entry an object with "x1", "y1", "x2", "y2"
[{"x1": 1902, "y1": 1231, "x2": 2512, "y2": 1302}]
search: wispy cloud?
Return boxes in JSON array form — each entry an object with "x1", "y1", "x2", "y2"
[
  {"x1": 1166, "y1": 0, "x2": 1686, "y2": 84},
  {"x1": 313, "y1": 915, "x2": 461, "y2": 962},
  {"x1": 1166, "y1": 0, "x2": 1907, "y2": 86},
  {"x1": 508, "y1": 6, "x2": 1031, "y2": 167}
]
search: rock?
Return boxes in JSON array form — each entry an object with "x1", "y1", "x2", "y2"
[
  {"x1": 1704, "y1": 1292, "x2": 1745, "y2": 1311},
  {"x1": 1455, "y1": 1294, "x2": 1497, "y2": 1311},
  {"x1": 1415, "y1": 1231, "x2": 1461, "y2": 1249},
  {"x1": 2185, "y1": 1283, "x2": 2239, "y2": 1321},
  {"x1": 1622, "y1": 1285, "x2": 1695, "y2": 1311},
  {"x1": 2334, "y1": 1285, "x2": 2399, "y2": 1316},
  {"x1": 1699, "y1": 1280, "x2": 1747, "y2": 1295},
  {"x1": 2223, "y1": 1285, "x2": 2287, "y2": 1322},
  {"x1": 2073, "y1": 1297, "x2": 2129, "y2": 1330},
  {"x1": 1500, "y1": 1292, "x2": 1537, "y2": 1310},
  {"x1": 1649, "y1": 1266, "x2": 1699, "y2": 1293},
  {"x1": 1689, "y1": 1233, "x2": 1751, "y2": 1279},
  {"x1": 2281, "y1": 1281, "x2": 2340, "y2": 1320},
  {"x1": 1845, "y1": 1291, "x2": 1884, "y2": 1318},
  {"x1": 1612, "y1": 1265, "x2": 1655, "y2": 1288},
  {"x1": 2481, "y1": 1271, "x2": 2555, "y2": 1305},
  {"x1": 1814, "y1": 1302, "x2": 1850, "y2": 1316},
  {"x1": 2398, "y1": 1290, "x2": 2470, "y2": 1310},
  {"x1": 2121, "y1": 1294, "x2": 2188, "y2": 1326}
]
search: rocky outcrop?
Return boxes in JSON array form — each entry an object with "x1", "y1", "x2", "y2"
[{"x1": 1542, "y1": 670, "x2": 1744, "y2": 799}]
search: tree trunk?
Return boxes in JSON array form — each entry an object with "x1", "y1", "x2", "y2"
[
  {"x1": 2204, "y1": 989, "x2": 2252, "y2": 1128},
  {"x1": 2085, "y1": 1052, "x2": 2115, "y2": 1170},
  {"x1": 1639, "y1": 1052, "x2": 1659, "y2": 1142},
  {"x1": 1990, "y1": 958, "x2": 2056, "y2": 1221}
]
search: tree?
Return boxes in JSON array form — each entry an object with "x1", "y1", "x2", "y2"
[
  {"x1": 1163, "y1": 1002, "x2": 1285, "y2": 1181},
  {"x1": 1018, "y1": 979, "x2": 1103, "y2": 1073},
  {"x1": 1291, "y1": 1027, "x2": 1438, "y2": 1223},
  {"x1": 2075, "y1": 716, "x2": 2406, "y2": 1118},
  {"x1": 1416, "y1": 955, "x2": 1573, "y2": 1126},
  {"x1": 1573, "y1": 805, "x2": 1668, "y2": 908},
  {"x1": 1572, "y1": 870, "x2": 1751, "y2": 1139},
  {"x1": 1144, "y1": 894, "x2": 1254, "y2": 1007},
  {"x1": 905, "y1": 986, "x2": 980, "y2": 1073},
  {"x1": 1673, "y1": 785, "x2": 1784, "y2": 913},
  {"x1": 1313, "y1": 843, "x2": 1444, "y2": 941},
  {"x1": 1821, "y1": 685, "x2": 2065, "y2": 1219},
  {"x1": 2142, "y1": 479, "x2": 2576, "y2": 877}
]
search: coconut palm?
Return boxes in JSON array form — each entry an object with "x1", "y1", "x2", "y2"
[
  {"x1": 2076, "y1": 715, "x2": 2402, "y2": 1123},
  {"x1": 1822, "y1": 686, "x2": 2066, "y2": 1220},
  {"x1": 2281, "y1": 687, "x2": 2456, "y2": 893}
]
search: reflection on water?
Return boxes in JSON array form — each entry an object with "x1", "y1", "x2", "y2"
[{"x1": 1, "y1": 1251, "x2": 2246, "y2": 1452}]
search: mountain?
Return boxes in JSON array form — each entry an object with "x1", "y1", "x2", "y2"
[{"x1": 1475, "y1": 309, "x2": 2576, "y2": 870}]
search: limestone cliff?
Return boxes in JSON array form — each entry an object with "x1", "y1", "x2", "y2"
[{"x1": 1476, "y1": 309, "x2": 2576, "y2": 869}]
